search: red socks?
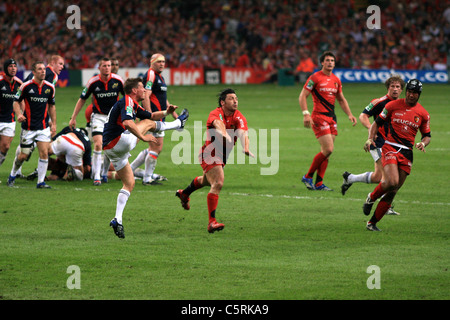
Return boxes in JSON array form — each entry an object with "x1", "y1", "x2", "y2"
[{"x1": 207, "y1": 193, "x2": 219, "y2": 223}]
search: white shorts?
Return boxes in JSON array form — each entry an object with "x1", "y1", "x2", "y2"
[
  {"x1": 147, "y1": 130, "x2": 165, "y2": 138},
  {"x1": 370, "y1": 147, "x2": 382, "y2": 162},
  {"x1": 0, "y1": 122, "x2": 16, "y2": 137},
  {"x1": 20, "y1": 127, "x2": 52, "y2": 146},
  {"x1": 91, "y1": 113, "x2": 108, "y2": 135},
  {"x1": 51, "y1": 134, "x2": 85, "y2": 167},
  {"x1": 104, "y1": 131, "x2": 138, "y2": 171}
]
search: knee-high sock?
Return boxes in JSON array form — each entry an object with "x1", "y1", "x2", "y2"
[
  {"x1": 37, "y1": 158, "x2": 48, "y2": 184},
  {"x1": 315, "y1": 157, "x2": 329, "y2": 186},
  {"x1": 370, "y1": 182, "x2": 386, "y2": 202},
  {"x1": 143, "y1": 151, "x2": 158, "y2": 182},
  {"x1": 102, "y1": 155, "x2": 111, "y2": 177},
  {"x1": 130, "y1": 149, "x2": 148, "y2": 171},
  {"x1": 183, "y1": 176, "x2": 203, "y2": 196},
  {"x1": 207, "y1": 193, "x2": 219, "y2": 223},
  {"x1": 306, "y1": 152, "x2": 327, "y2": 178},
  {"x1": 370, "y1": 199, "x2": 391, "y2": 224},
  {"x1": 115, "y1": 189, "x2": 130, "y2": 225},
  {"x1": 10, "y1": 146, "x2": 24, "y2": 176},
  {"x1": 155, "y1": 119, "x2": 181, "y2": 131},
  {"x1": 92, "y1": 150, "x2": 102, "y2": 180}
]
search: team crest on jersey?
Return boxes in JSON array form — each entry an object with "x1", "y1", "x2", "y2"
[
  {"x1": 335, "y1": 82, "x2": 338, "y2": 88},
  {"x1": 45, "y1": 89, "x2": 50, "y2": 95},
  {"x1": 414, "y1": 116, "x2": 420, "y2": 123},
  {"x1": 112, "y1": 83, "x2": 118, "y2": 89},
  {"x1": 306, "y1": 80, "x2": 314, "y2": 90}
]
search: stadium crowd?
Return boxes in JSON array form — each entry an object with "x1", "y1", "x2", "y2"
[{"x1": 1, "y1": 0, "x2": 449, "y2": 75}]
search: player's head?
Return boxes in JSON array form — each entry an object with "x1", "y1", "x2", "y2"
[
  {"x1": 111, "y1": 58, "x2": 119, "y2": 74},
  {"x1": 98, "y1": 57, "x2": 111, "y2": 76},
  {"x1": 319, "y1": 51, "x2": 336, "y2": 71},
  {"x1": 218, "y1": 88, "x2": 238, "y2": 113},
  {"x1": 405, "y1": 79, "x2": 422, "y2": 95},
  {"x1": 150, "y1": 53, "x2": 165, "y2": 72},
  {"x1": 32, "y1": 61, "x2": 46, "y2": 81},
  {"x1": 50, "y1": 55, "x2": 65, "y2": 74},
  {"x1": 405, "y1": 79, "x2": 422, "y2": 105},
  {"x1": 385, "y1": 75, "x2": 405, "y2": 99},
  {"x1": 3, "y1": 58, "x2": 17, "y2": 78},
  {"x1": 124, "y1": 78, "x2": 145, "y2": 101}
]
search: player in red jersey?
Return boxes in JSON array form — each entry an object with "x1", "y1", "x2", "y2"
[
  {"x1": 175, "y1": 88, "x2": 254, "y2": 233},
  {"x1": 299, "y1": 51, "x2": 357, "y2": 191},
  {"x1": 362, "y1": 79, "x2": 431, "y2": 231}
]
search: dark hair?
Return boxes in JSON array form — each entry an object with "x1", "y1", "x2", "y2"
[
  {"x1": 98, "y1": 57, "x2": 110, "y2": 66},
  {"x1": 32, "y1": 61, "x2": 45, "y2": 71},
  {"x1": 319, "y1": 51, "x2": 336, "y2": 63},
  {"x1": 124, "y1": 78, "x2": 143, "y2": 94},
  {"x1": 385, "y1": 74, "x2": 405, "y2": 90},
  {"x1": 218, "y1": 88, "x2": 236, "y2": 107}
]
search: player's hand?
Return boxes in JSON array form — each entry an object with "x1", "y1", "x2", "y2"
[
  {"x1": 51, "y1": 123, "x2": 57, "y2": 137},
  {"x1": 303, "y1": 114, "x2": 312, "y2": 128},
  {"x1": 167, "y1": 104, "x2": 178, "y2": 115},
  {"x1": 349, "y1": 115, "x2": 357, "y2": 126},
  {"x1": 364, "y1": 138, "x2": 375, "y2": 152},
  {"x1": 243, "y1": 149, "x2": 255, "y2": 158},
  {"x1": 69, "y1": 118, "x2": 76, "y2": 129},
  {"x1": 17, "y1": 114, "x2": 26, "y2": 122},
  {"x1": 141, "y1": 134, "x2": 158, "y2": 144},
  {"x1": 415, "y1": 142, "x2": 426, "y2": 153}
]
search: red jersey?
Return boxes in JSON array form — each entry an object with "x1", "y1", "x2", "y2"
[
  {"x1": 200, "y1": 107, "x2": 248, "y2": 165},
  {"x1": 379, "y1": 98, "x2": 430, "y2": 150},
  {"x1": 304, "y1": 70, "x2": 342, "y2": 120}
]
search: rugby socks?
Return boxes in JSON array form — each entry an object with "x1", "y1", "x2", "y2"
[
  {"x1": 10, "y1": 150, "x2": 25, "y2": 177},
  {"x1": 101, "y1": 155, "x2": 111, "y2": 178},
  {"x1": 370, "y1": 199, "x2": 391, "y2": 224},
  {"x1": 130, "y1": 149, "x2": 148, "y2": 171},
  {"x1": 183, "y1": 176, "x2": 203, "y2": 196},
  {"x1": 315, "y1": 157, "x2": 328, "y2": 187},
  {"x1": 207, "y1": 193, "x2": 219, "y2": 223},
  {"x1": 348, "y1": 172, "x2": 373, "y2": 184},
  {"x1": 143, "y1": 151, "x2": 158, "y2": 182},
  {"x1": 155, "y1": 119, "x2": 182, "y2": 131},
  {"x1": 115, "y1": 189, "x2": 130, "y2": 225},
  {"x1": 37, "y1": 158, "x2": 48, "y2": 184},
  {"x1": 370, "y1": 182, "x2": 386, "y2": 202},
  {"x1": 92, "y1": 150, "x2": 102, "y2": 180},
  {"x1": 305, "y1": 152, "x2": 327, "y2": 179}
]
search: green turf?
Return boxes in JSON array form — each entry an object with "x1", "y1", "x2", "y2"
[{"x1": 0, "y1": 83, "x2": 449, "y2": 300}]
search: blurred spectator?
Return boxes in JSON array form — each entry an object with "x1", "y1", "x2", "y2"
[{"x1": 0, "y1": 0, "x2": 447, "y2": 73}]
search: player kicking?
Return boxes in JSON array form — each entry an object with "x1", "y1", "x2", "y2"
[
  {"x1": 103, "y1": 78, "x2": 188, "y2": 239},
  {"x1": 175, "y1": 88, "x2": 254, "y2": 233},
  {"x1": 362, "y1": 79, "x2": 430, "y2": 231}
]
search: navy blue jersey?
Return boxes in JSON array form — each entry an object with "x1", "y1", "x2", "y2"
[
  {"x1": 362, "y1": 94, "x2": 395, "y2": 148},
  {"x1": 0, "y1": 74, "x2": 22, "y2": 122},
  {"x1": 25, "y1": 66, "x2": 58, "y2": 86},
  {"x1": 54, "y1": 126, "x2": 92, "y2": 166},
  {"x1": 143, "y1": 68, "x2": 168, "y2": 115},
  {"x1": 15, "y1": 79, "x2": 55, "y2": 130},
  {"x1": 80, "y1": 74, "x2": 124, "y2": 115},
  {"x1": 103, "y1": 95, "x2": 152, "y2": 149}
]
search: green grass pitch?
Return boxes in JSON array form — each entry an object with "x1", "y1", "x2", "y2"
[{"x1": 1, "y1": 83, "x2": 449, "y2": 301}]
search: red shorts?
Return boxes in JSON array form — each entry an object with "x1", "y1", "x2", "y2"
[
  {"x1": 199, "y1": 152, "x2": 224, "y2": 173},
  {"x1": 382, "y1": 143, "x2": 412, "y2": 175},
  {"x1": 311, "y1": 114, "x2": 337, "y2": 138}
]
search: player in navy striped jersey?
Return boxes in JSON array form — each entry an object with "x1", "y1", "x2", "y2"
[
  {"x1": 8, "y1": 61, "x2": 56, "y2": 188},
  {"x1": 69, "y1": 57, "x2": 125, "y2": 186},
  {"x1": 341, "y1": 75, "x2": 404, "y2": 215},
  {"x1": 130, "y1": 53, "x2": 179, "y2": 185},
  {"x1": 24, "y1": 55, "x2": 64, "y2": 87},
  {"x1": 0, "y1": 58, "x2": 23, "y2": 168},
  {"x1": 105, "y1": 78, "x2": 189, "y2": 239}
]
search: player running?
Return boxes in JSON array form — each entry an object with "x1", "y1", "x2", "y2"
[{"x1": 362, "y1": 79, "x2": 431, "y2": 231}]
